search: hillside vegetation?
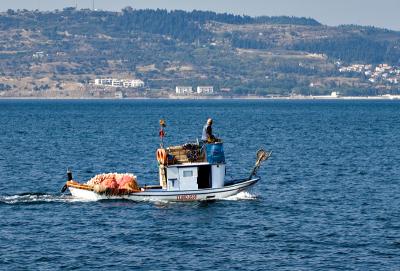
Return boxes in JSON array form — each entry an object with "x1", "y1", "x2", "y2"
[{"x1": 0, "y1": 8, "x2": 399, "y2": 97}]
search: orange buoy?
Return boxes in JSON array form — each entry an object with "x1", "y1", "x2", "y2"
[{"x1": 156, "y1": 148, "x2": 167, "y2": 164}]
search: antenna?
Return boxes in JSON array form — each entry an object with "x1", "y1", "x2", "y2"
[
  {"x1": 92, "y1": 0, "x2": 95, "y2": 10},
  {"x1": 159, "y1": 119, "x2": 166, "y2": 148},
  {"x1": 75, "y1": 0, "x2": 78, "y2": 9}
]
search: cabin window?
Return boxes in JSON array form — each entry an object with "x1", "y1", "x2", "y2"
[{"x1": 183, "y1": 170, "x2": 193, "y2": 177}]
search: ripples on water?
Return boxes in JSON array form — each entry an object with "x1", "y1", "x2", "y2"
[{"x1": 0, "y1": 99, "x2": 400, "y2": 270}]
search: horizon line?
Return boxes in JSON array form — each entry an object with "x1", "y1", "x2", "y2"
[{"x1": 1, "y1": 7, "x2": 398, "y2": 32}]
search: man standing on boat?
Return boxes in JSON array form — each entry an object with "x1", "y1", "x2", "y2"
[{"x1": 202, "y1": 118, "x2": 216, "y2": 143}]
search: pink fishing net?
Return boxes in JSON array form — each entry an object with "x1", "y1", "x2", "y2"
[{"x1": 87, "y1": 173, "x2": 138, "y2": 191}]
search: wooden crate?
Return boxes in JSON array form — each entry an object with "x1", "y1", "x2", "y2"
[{"x1": 167, "y1": 145, "x2": 205, "y2": 164}]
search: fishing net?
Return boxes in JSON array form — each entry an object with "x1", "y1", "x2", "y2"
[{"x1": 87, "y1": 173, "x2": 139, "y2": 193}]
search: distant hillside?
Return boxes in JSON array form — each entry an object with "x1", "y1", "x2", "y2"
[
  {"x1": 0, "y1": 8, "x2": 399, "y2": 97},
  {"x1": 0, "y1": 8, "x2": 321, "y2": 42}
]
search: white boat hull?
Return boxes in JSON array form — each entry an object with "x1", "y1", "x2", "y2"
[{"x1": 68, "y1": 178, "x2": 259, "y2": 202}]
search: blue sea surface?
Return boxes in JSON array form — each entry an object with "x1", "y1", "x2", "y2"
[{"x1": 0, "y1": 99, "x2": 399, "y2": 270}]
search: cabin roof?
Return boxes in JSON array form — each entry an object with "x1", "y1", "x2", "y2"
[{"x1": 166, "y1": 162, "x2": 212, "y2": 168}]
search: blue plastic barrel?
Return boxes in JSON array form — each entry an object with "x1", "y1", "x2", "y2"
[{"x1": 205, "y1": 143, "x2": 225, "y2": 164}]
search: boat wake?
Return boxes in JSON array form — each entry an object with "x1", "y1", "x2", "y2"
[
  {"x1": 0, "y1": 193, "x2": 91, "y2": 205},
  {"x1": 222, "y1": 191, "x2": 258, "y2": 201}
]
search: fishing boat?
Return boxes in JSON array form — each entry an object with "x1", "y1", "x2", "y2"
[{"x1": 62, "y1": 122, "x2": 271, "y2": 202}]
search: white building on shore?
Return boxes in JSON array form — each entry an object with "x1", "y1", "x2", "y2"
[
  {"x1": 197, "y1": 86, "x2": 214, "y2": 94},
  {"x1": 94, "y1": 78, "x2": 144, "y2": 88},
  {"x1": 175, "y1": 86, "x2": 193, "y2": 94}
]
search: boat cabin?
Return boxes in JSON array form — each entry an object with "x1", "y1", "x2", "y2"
[{"x1": 157, "y1": 142, "x2": 226, "y2": 191}]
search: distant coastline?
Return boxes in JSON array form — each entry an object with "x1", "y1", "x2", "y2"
[
  {"x1": 1, "y1": 9, "x2": 400, "y2": 99},
  {"x1": 1, "y1": 95, "x2": 400, "y2": 100}
]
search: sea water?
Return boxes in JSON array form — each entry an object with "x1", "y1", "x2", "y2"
[{"x1": 0, "y1": 99, "x2": 399, "y2": 270}]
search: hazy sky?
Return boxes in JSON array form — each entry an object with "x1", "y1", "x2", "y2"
[{"x1": 1, "y1": 0, "x2": 399, "y2": 30}]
